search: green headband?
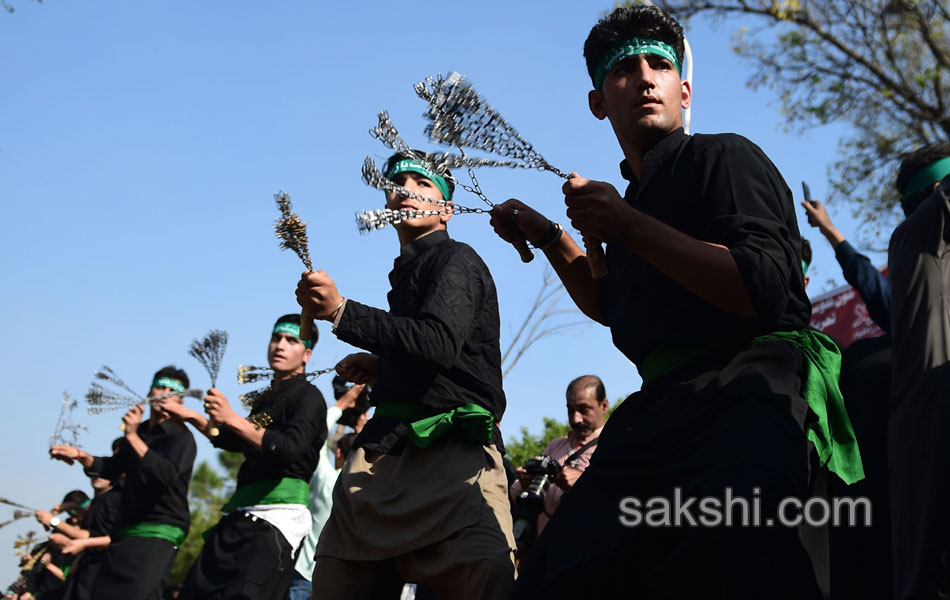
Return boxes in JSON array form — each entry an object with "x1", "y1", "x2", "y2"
[
  {"x1": 901, "y1": 156, "x2": 950, "y2": 199},
  {"x1": 594, "y1": 36, "x2": 682, "y2": 89},
  {"x1": 273, "y1": 321, "x2": 314, "y2": 349},
  {"x1": 802, "y1": 259, "x2": 810, "y2": 275},
  {"x1": 152, "y1": 377, "x2": 185, "y2": 393},
  {"x1": 386, "y1": 159, "x2": 452, "y2": 202}
]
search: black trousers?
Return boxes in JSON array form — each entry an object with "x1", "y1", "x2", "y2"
[
  {"x1": 179, "y1": 511, "x2": 297, "y2": 600},
  {"x1": 90, "y1": 536, "x2": 176, "y2": 600},
  {"x1": 512, "y1": 342, "x2": 822, "y2": 599}
]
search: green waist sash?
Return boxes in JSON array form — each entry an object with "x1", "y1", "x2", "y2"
[
  {"x1": 115, "y1": 523, "x2": 186, "y2": 547},
  {"x1": 221, "y1": 477, "x2": 309, "y2": 514},
  {"x1": 373, "y1": 402, "x2": 494, "y2": 449},
  {"x1": 639, "y1": 329, "x2": 865, "y2": 485}
]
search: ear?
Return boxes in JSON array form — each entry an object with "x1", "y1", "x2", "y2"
[
  {"x1": 440, "y1": 202, "x2": 454, "y2": 225},
  {"x1": 588, "y1": 89, "x2": 608, "y2": 120},
  {"x1": 680, "y1": 78, "x2": 692, "y2": 110},
  {"x1": 303, "y1": 347, "x2": 313, "y2": 363}
]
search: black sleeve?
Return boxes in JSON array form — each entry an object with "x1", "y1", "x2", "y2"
[
  {"x1": 211, "y1": 425, "x2": 252, "y2": 453},
  {"x1": 84, "y1": 438, "x2": 133, "y2": 481},
  {"x1": 260, "y1": 387, "x2": 328, "y2": 464},
  {"x1": 335, "y1": 251, "x2": 485, "y2": 370},
  {"x1": 699, "y1": 137, "x2": 800, "y2": 324},
  {"x1": 140, "y1": 431, "x2": 197, "y2": 489},
  {"x1": 835, "y1": 241, "x2": 891, "y2": 332}
]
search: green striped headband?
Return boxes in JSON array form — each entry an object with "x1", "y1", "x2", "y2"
[
  {"x1": 273, "y1": 321, "x2": 314, "y2": 348},
  {"x1": 386, "y1": 159, "x2": 452, "y2": 202},
  {"x1": 152, "y1": 377, "x2": 185, "y2": 393},
  {"x1": 900, "y1": 156, "x2": 950, "y2": 199},
  {"x1": 594, "y1": 36, "x2": 682, "y2": 89}
]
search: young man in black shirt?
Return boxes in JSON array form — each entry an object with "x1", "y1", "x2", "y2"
[
  {"x1": 296, "y1": 152, "x2": 515, "y2": 599},
  {"x1": 489, "y1": 6, "x2": 861, "y2": 598},
  {"x1": 164, "y1": 314, "x2": 328, "y2": 600},
  {"x1": 50, "y1": 365, "x2": 196, "y2": 600}
]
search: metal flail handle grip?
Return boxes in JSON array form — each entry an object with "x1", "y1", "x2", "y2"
[
  {"x1": 583, "y1": 234, "x2": 608, "y2": 278},
  {"x1": 208, "y1": 420, "x2": 220, "y2": 437}
]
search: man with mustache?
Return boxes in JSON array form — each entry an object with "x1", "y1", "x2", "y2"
[
  {"x1": 489, "y1": 4, "x2": 862, "y2": 598},
  {"x1": 510, "y1": 375, "x2": 607, "y2": 536}
]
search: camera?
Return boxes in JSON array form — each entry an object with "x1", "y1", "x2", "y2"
[{"x1": 512, "y1": 455, "x2": 562, "y2": 541}]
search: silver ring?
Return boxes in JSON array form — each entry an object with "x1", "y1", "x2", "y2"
[{"x1": 512, "y1": 208, "x2": 519, "y2": 220}]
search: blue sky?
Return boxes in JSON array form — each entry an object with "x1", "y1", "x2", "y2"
[{"x1": 0, "y1": 1, "x2": 886, "y2": 582}]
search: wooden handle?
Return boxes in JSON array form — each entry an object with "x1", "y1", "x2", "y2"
[
  {"x1": 208, "y1": 419, "x2": 220, "y2": 438},
  {"x1": 118, "y1": 422, "x2": 126, "y2": 432},
  {"x1": 300, "y1": 310, "x2": 314, "y2": 340},
  {"x1": 514, "y1": 240, "x2": 534, "y2": 263},
  {"x1": 582, "y1": 234, "x2": 608, "y2": 278}
]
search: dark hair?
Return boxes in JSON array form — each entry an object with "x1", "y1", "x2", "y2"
[
  {"x1": 584, "y1": 5, "x2": 685, "y2": 88},
  {"x1": 802, "y1": 238, "x2": 812, "y2": 270},
  {"x1": 153, "y1": 365, "x2": 189, "y2": 390},
  {"x1": 383, "y1": 152, "x2": 456, "y2": 200},
  {"x1": 566, "y1": 374, "x2": 606, "y2": 403},
  {"x1": 274, "y1": 313, "x2": 318, "y2": 346},
  {"x1": 111, "y1": 437, "x2": 124, "y2": 454},
  {"x1": 895, "y1": 143, "x2": 950, "y2": 216},
  {"x1": 337, "y1": 432, "x2": 358, "y2": 461},
  {"x1": 61, "y1": 489, "x2": 89, "y2": 507}
]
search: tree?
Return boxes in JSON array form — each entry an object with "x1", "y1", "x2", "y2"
[
  {"x1": 2, "y1": 0, "x2": 40, "y2": 14},
  {"x1": 627, "y1": 0, "x2": 950, "y2": 238},
  {"x1": 501, "y1": 267, "x2": 589, "y2": 378},
  {"x1": 169, "y1": 450, "x2": 241, "y2": 584}
]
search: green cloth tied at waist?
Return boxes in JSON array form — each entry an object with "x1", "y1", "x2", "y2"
[
  {"x1": 115, "y1": 522, "x2": 186, "y2": 547},
  {"x1": 373, "y1": 402, "x2": 494, "y2": 449},
  {"x1": 221, "y1": 477, "x2": 310, "y2": 514},
  {"x1": 639, "y1": 329, "x2": 865, "y2": 485}
]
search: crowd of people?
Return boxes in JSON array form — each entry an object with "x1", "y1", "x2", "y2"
[{"x1": 5, "y1": 4, "x2": 950, "y2": 599}]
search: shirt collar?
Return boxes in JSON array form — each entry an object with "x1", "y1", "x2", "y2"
[
  {"x1": 620, "y1": 127, "x2": 689, "y2": 185},
  {"x1": 394, "y1": 229, "x2": 449, "y2": 270}
]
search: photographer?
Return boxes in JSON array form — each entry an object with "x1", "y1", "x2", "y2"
[{"x1": 510, "y1": 375, "x2": 608, "y2": 536}]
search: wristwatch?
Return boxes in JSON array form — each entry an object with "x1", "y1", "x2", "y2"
[{"x1": 49, "y1": 517, "x2": 61, "y2": 528}]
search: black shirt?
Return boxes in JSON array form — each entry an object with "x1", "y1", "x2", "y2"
[
  {"x1": 86, "y1": 419, "x2": 196, "y2": 533},
  {"x1": 82, "y1": 484, "x2": 123, "y2": 539},
  {"x1": 213, "y1": 374, "x2": 327, "y2": 490},
  {"x1": 599, "y1": 128, "x2": 810, "y2": 369},
  {"x1": 334, "y1": 230, "x2": 506, "y2": 451}
]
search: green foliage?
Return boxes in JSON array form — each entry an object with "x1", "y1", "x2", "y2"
[{"x1": 169, "y1": 451, "x2": 241, "y2": 584}]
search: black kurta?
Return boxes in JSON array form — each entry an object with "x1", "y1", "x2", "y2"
[
  {"x1": 85, "y1": 418, "x2": 195, "y2": 600},
  {"x1": 212, "y1": 374, "x2": 327, "y2": 489},
  {"x1": 888, "y1": 176, "x2": 950, "y2": 600},
  {"x1": 179, "y1": 374, "x2": 327, "y2": 600},
  {"x1": 513, "y1": 129, "x2": 821, "y2": 599},
  {"x1": 62, "y1": 484, "x2": 123, "y2": 600},
  {"x1": 86, "y1": 418, "x2": 196, "y2": 533},
  {"x1": 335, "y1": 229, "x2": 507, "y2": 453}
]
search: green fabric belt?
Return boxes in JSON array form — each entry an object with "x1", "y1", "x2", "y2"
[
  {"x1": 221, "y1": 477, "x2": 310, "y2": 514},
  {"x1": 115, "y1": 523, "x2": 186, "y2": 547},
  {"x1": 373, "y1": 402, "x2": 494, "y2": 448},
  {"x1": 639, "y1": 329, "x2": 865, "y2": 485}
]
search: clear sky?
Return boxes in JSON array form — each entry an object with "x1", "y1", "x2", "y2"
[{"x1": 0, "y1": 0, "x2": 887, "y2": 583}]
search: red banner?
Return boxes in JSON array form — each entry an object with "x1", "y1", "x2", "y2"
[{"x1": 808, "y1": 268, "x2": 887, "y2": 347}]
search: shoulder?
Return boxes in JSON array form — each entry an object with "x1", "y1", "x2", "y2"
[{"x1": 689, "y1": 132, "x2": 773, "y2": 165}]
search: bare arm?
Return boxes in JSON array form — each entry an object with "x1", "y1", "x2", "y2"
[
  {"x1": 205, "y1": 388, "x2": 264, "y2": 450},
  {"x1": 489, "y1": 201, "x2": 606, "y2": 324}
]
